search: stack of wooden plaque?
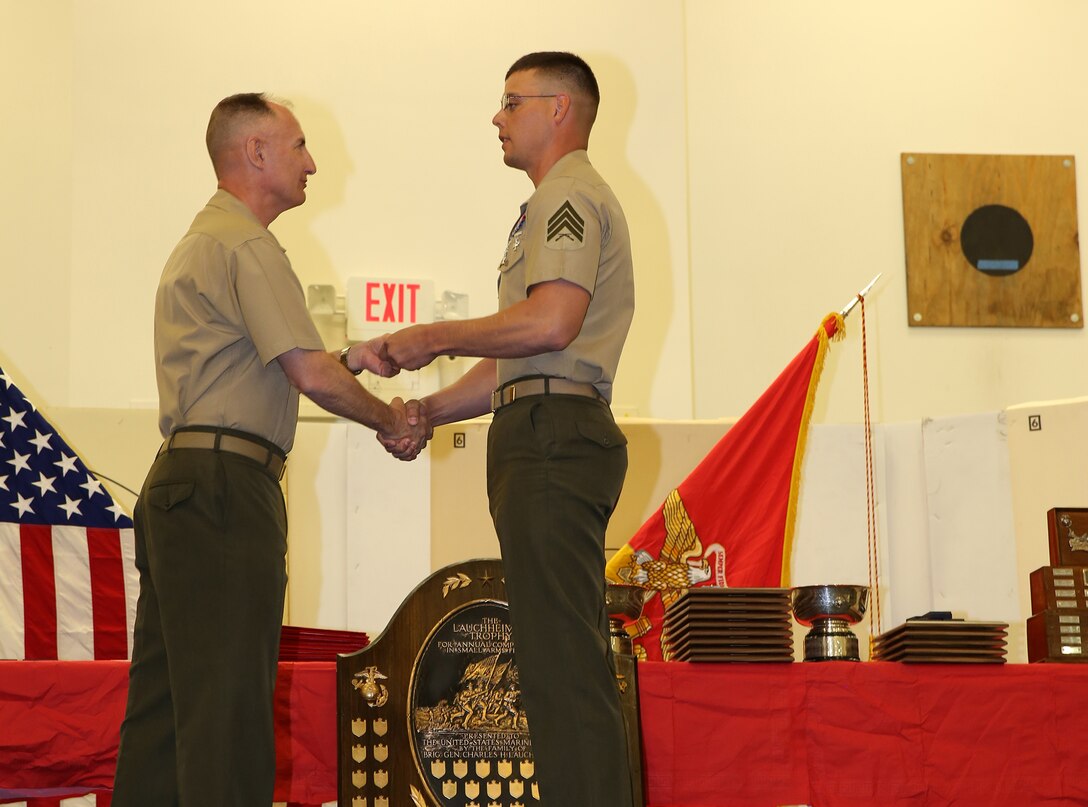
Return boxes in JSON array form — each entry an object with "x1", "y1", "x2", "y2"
[
  {"x1": 1025, "y1": 507, "x2": 1088, "y2": 663},
  {"x1": 871, "y1": 619, "x2": 1008, "y2": 663},
  {"x1": 661, "y1": 587, "x2": 793, "y2": 662}
]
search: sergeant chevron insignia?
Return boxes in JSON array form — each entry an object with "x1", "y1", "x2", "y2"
[{"x1": 546, "y1": 201, "x2": 585, "y2": 249}]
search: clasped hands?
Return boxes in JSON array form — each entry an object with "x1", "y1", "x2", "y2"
[
  {"x1": 352, "y1": 336, "x2": 433, "y2": 461},
  {"x1": 379, "y1": 397, "x2": 432, "y2": 461}
]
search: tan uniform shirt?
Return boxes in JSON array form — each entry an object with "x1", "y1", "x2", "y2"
[
  {"x1": 496, "y1": 150, "x2": 634, "y2": 403},
  {"x1": 154, "y1": 189, "x2": 324, "y2": 453}
]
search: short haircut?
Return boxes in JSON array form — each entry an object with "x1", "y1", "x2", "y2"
[
  {"x1": 205, "y1": 92, "x2": 277, "y2": 175},
  {"x1": 506, "y1": 51, "x2": 600, "y2": 108}
]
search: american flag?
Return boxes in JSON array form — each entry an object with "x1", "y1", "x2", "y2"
[{"x1": 0, "y1": 366, "x2": 137, "y2": 662}]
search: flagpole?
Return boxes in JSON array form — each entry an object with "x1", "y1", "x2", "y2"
[{"x1": 839, "y1": 273, "x2": 882, "y2": 318}]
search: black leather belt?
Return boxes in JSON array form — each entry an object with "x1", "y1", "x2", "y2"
[
  {"x1": 158, "y1": 427, "x2": 287, "y2": 480},
  {"x1": 491, "y1": 376, "x2": 603, "y2": 412}
]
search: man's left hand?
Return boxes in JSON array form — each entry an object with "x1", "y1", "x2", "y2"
[{"x1": 383, "y1": 325, "x2": 438, "y2": 371}]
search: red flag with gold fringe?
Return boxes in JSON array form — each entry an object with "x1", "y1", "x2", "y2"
[{"x1": 606, "y1": 313, "x2": 844, "y2": 660}]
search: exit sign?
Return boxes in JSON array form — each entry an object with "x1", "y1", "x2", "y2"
[{"x1": 345, "y1": 277, "x2": 434, "y2": 340}]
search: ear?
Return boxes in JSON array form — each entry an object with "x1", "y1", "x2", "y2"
[
  {"x1": 245, "y1": 136, "x2": 265, "y2": 169},
  {"x1": 553, "y1": 94, "x2": 572, "y2": 125}
]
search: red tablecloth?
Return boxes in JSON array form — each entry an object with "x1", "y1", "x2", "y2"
[
  {"x1": 2, "y1": 660, "x2": 1087, "y2": 805},
  {"x1": 639, "y1": 661, "x2": 1088, "y2": 805},
  {"x1": 0, "y1": 660, "x2": 336, "y2": 805}
]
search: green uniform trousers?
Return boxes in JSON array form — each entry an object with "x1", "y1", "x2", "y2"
[
  {"x1": 112, "y1": 440, "x2": 287, "y2": 807},
  {"x1": 487, "y1": 394, "x2": 633, "y2": 807}
]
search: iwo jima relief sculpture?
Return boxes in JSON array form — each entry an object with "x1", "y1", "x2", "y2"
[{"x1": 414, "y1": 653, "x2": 528, "y2": 733}]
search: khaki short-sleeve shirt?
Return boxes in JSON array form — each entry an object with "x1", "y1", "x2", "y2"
[
  {"x1": 154, "y1": 190, "x2": 325, "y2": 452},
  {"x1": 495, "y1": 151, "x2": 634, "y2": 403}
]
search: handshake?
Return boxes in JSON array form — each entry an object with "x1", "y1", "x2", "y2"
[
  {"x1": 380, "y1": 396, "x2": 431, "y2": 462},
  {"x1": 344, "y1": 326, "x2": 446, "y2": 462}
]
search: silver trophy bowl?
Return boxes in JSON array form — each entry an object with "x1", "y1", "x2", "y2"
[
  {"x1": 791, "y1": 584, "x2": 870, "y2": 662},
  {"x1": 605, "y1": 583, "x2": 646, "y2": 656}
]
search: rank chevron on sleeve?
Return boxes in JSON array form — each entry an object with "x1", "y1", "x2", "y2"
[{"x1": 547, "y1": 201, "x2": 585, "y2": 244}]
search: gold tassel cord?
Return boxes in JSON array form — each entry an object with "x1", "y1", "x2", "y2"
[{"x1": 861, "y1": 294, "x2": 882, "y2": 651}]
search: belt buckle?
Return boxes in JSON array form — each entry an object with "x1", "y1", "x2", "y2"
[{"x1": 492, "y1": 385, "x2": 517, "y2": 412}]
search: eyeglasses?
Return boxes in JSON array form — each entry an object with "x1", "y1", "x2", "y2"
[{"x1": 498, "y1": 94, "x2": 558, "y2": 113}]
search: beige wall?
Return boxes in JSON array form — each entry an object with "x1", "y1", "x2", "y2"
[
  {"x1": 2, "y1": 0, "x2": 690, "y2": 419},
  {"x1": 4, "y1": 2, "x2": 1088, "y2": 422},
  {"x1": 687, "y1": 2, "x2": 1088, "y2": 423},
  {"x1": 6, "y1": 3, "x2": 1088, "y2": 642},
  {"x1": 1, "y1": 3, "x2": 73, "y2": 407}
]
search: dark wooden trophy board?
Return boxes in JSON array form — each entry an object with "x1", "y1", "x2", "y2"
[
  {"x1": 338, "y1": 558, "x2": 530, "y2": 806},
  {"x1": 339, "y1": 556, "x2": 644, "y2": 807},
  {"x1": 337, "y1": 558, "x2": 643, "y2": 806}
]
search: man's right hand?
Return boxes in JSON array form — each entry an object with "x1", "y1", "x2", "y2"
[{"x1": 377, "y1": 398, "x2": 431, "y2": 461}]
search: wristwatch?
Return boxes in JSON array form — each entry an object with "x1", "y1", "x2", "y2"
[{"x1": 339, "y1": 346, "x2": 362, "y2": 376}]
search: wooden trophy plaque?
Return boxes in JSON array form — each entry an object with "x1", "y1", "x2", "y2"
[
  {"x1": 337, "y1": 558, "x2": 645, "y2": 806},
  {"x1": 1046, "y1": 507, "x2": 1088, "y2": 567}
]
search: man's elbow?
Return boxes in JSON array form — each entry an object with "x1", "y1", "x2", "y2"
[
  {"x1": 289, "y1": 370, "x2": 324, "y2": 398},
  {"x1": 278, "y1": 349, "x2": 332, "y2": 397},
  {"x1": 537, "y1": 321, "x2": 580, "y2": 353}
]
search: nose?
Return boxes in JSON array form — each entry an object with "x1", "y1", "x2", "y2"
[
  {"x1": 304, "y1": 149, "x2": 317, "y2": 175},
  {"x1": 492, "y1": 109, "x2": 505, "y2": 128}
]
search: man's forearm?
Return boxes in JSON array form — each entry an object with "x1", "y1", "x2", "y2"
[
  {"x1": 421, "y1": 358, "x2": 496, "y2": 428},
  {"x1": 279, "y1": 348, "x2": 397, "y2": 434},
  {"x1": 386, "y1": 280, "x2": 591, "y2": 370},
  {"x1": 307, "y1": 372, "x2": 397, "y2": 434}
]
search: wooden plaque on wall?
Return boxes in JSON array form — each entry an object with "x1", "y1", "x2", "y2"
[{"x1": 901, "y1": 153, "x2": 1082, "y2": 328}]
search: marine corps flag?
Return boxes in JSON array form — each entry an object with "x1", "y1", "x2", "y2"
[{"x1": 606, "y1": 313, "x2": 844, "y2": 660}]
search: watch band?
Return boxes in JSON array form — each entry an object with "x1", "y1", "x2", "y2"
[{"x1": 339, "y1": 346, "x2": 362, "y2": 376}]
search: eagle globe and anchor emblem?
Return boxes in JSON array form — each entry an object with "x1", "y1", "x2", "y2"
[{"x1": 610, "y1": 489, "x2": 727, "y2": 657}]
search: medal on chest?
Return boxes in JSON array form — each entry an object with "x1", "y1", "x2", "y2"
[{"x1": 500, "y1": 208, "x2": 527, "y2": 268}]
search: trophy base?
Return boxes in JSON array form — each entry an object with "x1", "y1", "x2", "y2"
[{"x1": 803, "y1": 619, "x2": 861, "y2": 662}]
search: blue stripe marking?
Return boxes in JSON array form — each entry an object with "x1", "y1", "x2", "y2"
[{"x1": 978, "y1": 259, "x2": 1020, "y2": 271}]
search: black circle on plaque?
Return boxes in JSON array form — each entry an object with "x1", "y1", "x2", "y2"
[{"x1": 959, "y1": 204, "x2": 1033, "y2": 277}]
